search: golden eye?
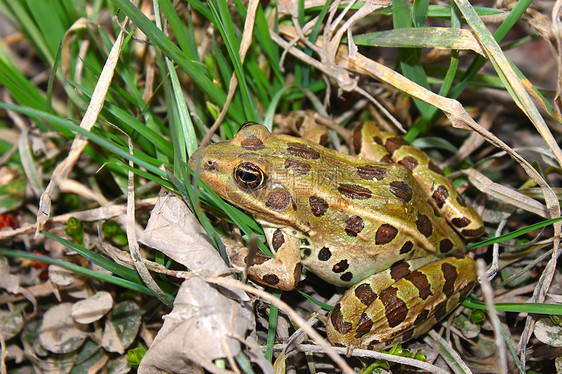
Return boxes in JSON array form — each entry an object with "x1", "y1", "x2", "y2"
[{"x1": 234, "y1": 162, "x2": 266, "y2": 190}]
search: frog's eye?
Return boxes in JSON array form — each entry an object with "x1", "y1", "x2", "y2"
[
  {"x1": 234, "y1": 162, "x2": 267, "y2": 190},
  {"x1": 238, "y1": 122, "x2": 261, "y2": 132}
]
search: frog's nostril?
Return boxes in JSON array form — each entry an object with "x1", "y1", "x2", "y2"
[{"x1": 204, "y1": 160, "x2": 218, "y2": 171}]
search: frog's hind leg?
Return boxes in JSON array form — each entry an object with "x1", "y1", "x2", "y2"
[
  {"x1": 353, "y1": 122, "x2": 484, "y2": 240},
  {"x1": 223, "y1": 227, "x2": 302, "y2": 291},
  {"x1": 326, "y1": 256, "x2": 476, "y2": 349}
]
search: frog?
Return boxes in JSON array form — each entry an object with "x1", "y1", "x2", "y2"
[{"x1": 188, "y1": 121, "x2": 485, "y2": 349}]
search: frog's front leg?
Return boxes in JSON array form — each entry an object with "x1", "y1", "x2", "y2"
[
  {"x1": 326, "y1": 256, "x2": 476, "y2": 349},
  {"x1": 225, "y1": 227, "x2": 303, "y2": 291}
]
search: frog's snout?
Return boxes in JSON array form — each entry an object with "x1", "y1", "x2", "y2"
[{"x1": 189, "y1": 149, "x2": 220, "y2": 174}]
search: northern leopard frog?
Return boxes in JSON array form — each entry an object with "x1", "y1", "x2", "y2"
[{"x1": 189, "y1": 121, "x2": 484, "y2": 349}]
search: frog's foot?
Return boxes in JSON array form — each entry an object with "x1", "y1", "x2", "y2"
[
  {"x1": 223, "y1": 229, "x2": 302, "y2": 291},
  {"x1": 326, "y1": 256, "x2": 477, "y2": 349}
]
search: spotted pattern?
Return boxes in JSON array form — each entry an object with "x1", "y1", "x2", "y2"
[
  {"x1": 309, "y1": 195, "x2": 329, "y2": 217},
  {"x1": 452, "y1": 217, "x2": 471, "y2": 228},
  {"x1": 318, "y1": 247, "x2": 332, "y2": 261},
  {"x1": 432, "y1": 185, "x2": 449, "y2": 208},
  {"x1": 390, "y1": 260, "x2": 411, "y2": 281},
  {"x1": 401, "y1": 329, "x2": 415, "y2": 342},
  {"x1": 379, "y1": 155, "x2": 393, "y2": 164},
  {"x1": 262, "y1": 274, "x2": 279, "y2": 285},
  {"x1": 441, "y1": 263, "x2": 458, "y2": 298},
  {"x1": 414, "y1": 309, "x2": 430, "y2": 326},
  {"x1": 332, "y1": 260, "x2": 349, "y2": 273},
  {"x1": 408, "y1": 271, "x2": 432, "y2": 300},
  {"x1": 399, "y1": 156, "x2": 419, "y2": 171},
  {"x1": 352, "y1": 125, "x2": 364, "y2": 153},
  {"x1": 357, "y1": 165, "x2": 387, "y2": 180},
  {"x1": 345, "y1": 216, "x2": 365, "y2": 237},
  {"x1": 380, "y1": 286, "x2": 408, "y2": 328},
  {"x1": 330, "y1": 304, "x2": 352, "y2": 334},
  {"x1": 416, "y1": 213, "x2": 433, "y2": 237},
  {"x1": 433, "y1": 300, "x2": 449, "y2": 321},
  {"x1": 285, "y1": 158, "x2": 311, "y2": 176},
  {"x1": 287, "y1": 142, "x2": 321, "y2": 159},
  {"x1": 240, "y1": 135, "x2": 265, "y2": 150},
  {"x1": 338, "y1": 184, "x2": 372, "y2": 200},
  {"x1": 389, "y1": 181, "x2": 413, "y2": 202},
  {"x1": 456, "y1": 195, "x2": 467, "y2": 207},
  {"x1": 355, "y1": 313, "x2": 374, "y2": 338},
  {"x1": 459, "y1": 281, "x2": 476, "y2": 299},
  {"x1": 400, "y1": 241, "x2": 414, "y2": 254},
  {"x1": 272, "y1": 229, "x2": 285, "y2": 251},
  {"x1": 427, "y1": 160, "x2": 444, "y2": 175},
  {"x1": 385, "y1": 137, "x2": 408, "y2": 154},
  {"x1": 439, "y1": 238, "x2": 454, "y2": 253},
  {"x1": 340, "y1": 272, "x2": 353, "y2": 282},
  {"x1": 375, "y1": 224, "x2": 398, "y2": 245},
  {"x1": 265, "y1": 190, "x2": 291, "y2": 211},
  {"x1": 462, "y1": 227, "x2": 485, "y2": 238},
  {"x1": 354, "y1": 284, "x2": 378, "y2": 305}
]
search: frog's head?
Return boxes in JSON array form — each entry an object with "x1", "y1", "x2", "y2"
[{"x1": 189, "y1": 123, "x2": 303, "y2": 226}]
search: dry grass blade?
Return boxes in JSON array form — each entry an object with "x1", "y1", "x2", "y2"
[
  {"x1": 455, "y1": 0, "x2": 562, "y2": 167},
  {"x1": 36, "y1": 18, "x2": 130, "y2": 235},
  {"x1": 275, "y1": 25, "x2": 558, "y2": 221},
  {"x1": 465, "y1": 168, "x2": 547, "y2": 218}
]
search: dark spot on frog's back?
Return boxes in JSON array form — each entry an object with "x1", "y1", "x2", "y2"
[
  {"x1": 265, "y1": 190, "x2": 291, "y2": 211},
  {"x1": 357, "y1": 165, "x2": 387, "y2": 180},
  {"x1": 399, "y1": 156, "x2": 419, "y2": 171},
  {"x1": 340, "y1": 272, "x2": 353, "y2": 282},
  {"x1": 309, "y1": 195, "x2": 329, "y2": 217},
  {"x1": 428, "y1": 160, "x2": 444, "y2": 175},
  {"x1": 385, "y1": 137, "x2": 408, "y2": 154},
  {"x1": 416, "y1": 213, "x2": 433, "y2": 237},
  {"x1": 345, "y1": 216, "x2": 365, "y2": 237},
  {"x1": 338, "y1": 184, "x2": 372, "y2": 200},
  {"x1": 352, "y1": 124, "x2": 364, "y2": 153},
  {"x1": 389, "y1": 181, "x2": 413, "y2": 202},
  {"x1": 375, "y1": 224, "x2": 398, "y2": 245},
  {"x1": 452, "y1": 216, "x2": 471, "y2": 228},
  {"x1": 354, "y1": 283, "x2": 378, "y2": 305},
  {"x1": 240, "y1": 135, "x2": 265, "y2": 150},
  {"x1": 287, "y1": 142, "x2": 321, "y2": 160},
  {"x1": 390, "y1": 260, "x2": 411, "y2": 281},
  {"x1": 379, "y1": 155, "x2": 393, "y2": 164},
  {"x1": 439, "y1": 238, "x2": 454, "y2": 253},
  {"x1": 432, "y1": 185, "x2": 449, "y2": 208},
  {"x1": 462, "y1": 227, "x2": 486, "y2": 238},
  {"x1": 285, "y1": 158, "x2": 311, "y2": 176},
  {"x1": 400, "y1": 241, "x2": 413, "y2": 254},
  {"x1": 330, "y1": 303, "x2": 352, "y2": 334}
]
